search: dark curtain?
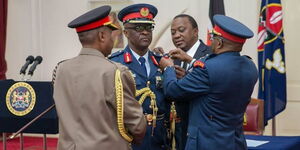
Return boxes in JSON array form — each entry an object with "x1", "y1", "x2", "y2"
[
  {"x1": 206, "y1": 0, "x2": 225, "y2": 45},
  {"x1": 209, "y1": 0, "x2": 225, "y2": 26},
  {"x1": 0, "y1": 0, "x2": 8, "y2": 80}
]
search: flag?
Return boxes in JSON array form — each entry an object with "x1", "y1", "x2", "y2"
[
  {"x1": 257, "y1": 0, "x2": 286, "y2": 125},
  {"x1": 206, "y1": 0, "x2": 225, "y2": 45}
]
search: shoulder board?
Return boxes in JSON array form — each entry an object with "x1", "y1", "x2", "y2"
[
  {"x1": 243, "y1": 55, "x2": 253, "y2": 60},
  {"x1": 108, "y1": 50, "x2": 125, "y2": 59},
  {"x1": 193, "y1": 60, "x2": 205, "y2": 69}
]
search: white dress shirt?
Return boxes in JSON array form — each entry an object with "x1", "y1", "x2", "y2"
[
  {"x1": 130, "y1": 48, "x2": 150, "y2": 76},
  {"x1": 181, "y1": 40, "x2": 200, "y2": 70}
]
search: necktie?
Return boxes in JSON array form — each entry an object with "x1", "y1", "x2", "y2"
[
  {"x1": 138, "y1": 57, "x2": 148, "y2": 77},
  {"x1": 182, "y1": 62, "x2": 188, "y2": 70}
]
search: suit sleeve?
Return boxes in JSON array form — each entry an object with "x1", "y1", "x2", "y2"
[
  {"x1": 163, "y1": 66, "x2": 210, "y2": 101},
  {"x1": 120, "y1": 67, "x2": 147, "y2": 143}
]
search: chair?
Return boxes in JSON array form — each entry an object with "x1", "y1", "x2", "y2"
[{"x1": 243, "y1": 98, "x2": 264, "y2": 135}]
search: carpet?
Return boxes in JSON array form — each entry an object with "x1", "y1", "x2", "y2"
[{"x1": 0, "y1": 136, "x2": 57, "y2": 150}]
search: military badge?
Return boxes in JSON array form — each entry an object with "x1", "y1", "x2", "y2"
[
  {"x1": 193, "y1": 60, "x2": 205, "y2": 69},
  {"x1": 156, "y1": 76, "x2": 163, "y2": 89},
  {"x1": 140, "y1": 7, "x2": 149, "y2": 17},
  {"x1": 124, "y1": 52, "x2": 132, "y2": 63},
  {"x1": 151, "y1": 56, "x2": 159, "y2": 66},
  {"x1": 6, "y1": 82, "x2": 36, "y2": 116}
]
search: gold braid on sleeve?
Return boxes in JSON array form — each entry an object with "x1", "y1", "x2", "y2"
[{"x1": 115, "y1": 69, "x2": 133, "y2": 142}]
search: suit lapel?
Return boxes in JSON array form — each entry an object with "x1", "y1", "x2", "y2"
[
  {"x1": 193, "y1": 40, "x2": 211, "y2": 59},
  {"x1": 174, "y1": 59, "x2": 181, "y2": 66}
]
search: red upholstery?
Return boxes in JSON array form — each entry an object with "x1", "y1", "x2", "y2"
[{"x1": 243, "y1": 98, "x2": 264, "y2": 135}]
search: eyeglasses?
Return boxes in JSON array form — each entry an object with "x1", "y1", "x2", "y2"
[
  {"x1": 125, "y1": 25, "x2": 154, "y2": 32},
  {"x1": 209, "y1": 33, "x2": 224, "y2": 41}
]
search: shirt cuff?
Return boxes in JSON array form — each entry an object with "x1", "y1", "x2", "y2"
[{"x1": 189, "y1": 59, "x2": 196, "y2": 66}]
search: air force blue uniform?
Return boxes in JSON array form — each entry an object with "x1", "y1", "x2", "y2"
[
  {"x1": 173, "y1": 40, "x2": 211, "y2": 150},
  {"x1": 111, "y1": 3, "x2": 169, "y2": 149},
  {"x1": 110, "y1": 47, "x2": 168, "y2": 150},
  {"x1": 162, "y1": 15, "x2": 258, "y2": 150}
]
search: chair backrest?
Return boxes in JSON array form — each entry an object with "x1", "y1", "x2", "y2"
[{"x1": 243, "y1": 98, "x2": 264, "y2": 135}]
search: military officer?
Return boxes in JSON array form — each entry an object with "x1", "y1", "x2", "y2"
[
  {"x1": 109, "y1": 3, "x2": 169, "y2": 150},
  {"x1": 53, "y1": 5, "x2": 146, "y2": 150},
  {"x1": 159, "y1": 15, "x2": 258, "y2": 150}
]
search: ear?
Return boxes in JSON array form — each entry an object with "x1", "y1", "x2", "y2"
[
  {"x1": 123, "y1": 29, "x2": 129, "y2": 38},
  {"x1": 216, "y1": 38, "x2": 223, "y2": 49},
  {"x1": 193, "y1": 28, "x2": 199, "y2": 38},
  {"x1": 98, "y1": 30, "x2": 105, "y2": 42}
]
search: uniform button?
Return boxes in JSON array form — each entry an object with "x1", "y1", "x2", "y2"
[{"x1": 187, "y1": 132, "x2": 189, "y2": 136}]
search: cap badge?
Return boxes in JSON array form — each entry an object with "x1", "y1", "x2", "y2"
[{"x1": 140, "y1": 7, "x2": 149, "y2": 17}]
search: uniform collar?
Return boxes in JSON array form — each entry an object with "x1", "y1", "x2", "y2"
[
  {"x1": 129, "y1": 48, "x2": 149, "y2": 65},
  {"x1": 218, "y1": 51, "x2": 241, "y2": 56},
  {"x1": 79, "y1": 48, "x2": 105, "y2": 58}
]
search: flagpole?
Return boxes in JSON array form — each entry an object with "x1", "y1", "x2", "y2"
[
  {"x1": 272, "y1": 117, "x2": 276, "y2": 136},
  {"x1": 265, "y1": 0, "x2": 277, "y2": 136}
]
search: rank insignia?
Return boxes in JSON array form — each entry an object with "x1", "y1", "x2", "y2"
[
  {"x1": 156, "y1": 76, "x2": 163, "y2": 88},
  {"x1": 140, "y1": 7, "x2": 149, "y2": 17},
  {"x1": 124, "y1": 52, "x2": 132, "y2": 63},
  {"x1": 193, "y1": 60, "x2": 205, "y2": 69},
  {"x1": 151, "y1": 56, "x2": 159, "y2": 66},
  {"x1": 6, "y1": 82, "x2": 36, "y2": 116}
]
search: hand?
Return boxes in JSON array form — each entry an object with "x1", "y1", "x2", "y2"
[
  {"x1": 174, "y1": 65, "x2": 186, "y2": 79},
  {"x1": 169, "y1": 48, "x2": 193, "y2": 63},
  {"x1": 159, "y1": 57, "x2": 174, "y2": 70},
  {"x1": 152, "y1": 47, "x2": 164, "y2": 56}
]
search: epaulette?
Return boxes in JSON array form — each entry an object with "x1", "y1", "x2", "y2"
[
  {"x1": 243, "y1": 55, "x2": 253, "y2": 60},
  {"x1": 108, "y1": 50, "x2": 125, "y2": 59}
]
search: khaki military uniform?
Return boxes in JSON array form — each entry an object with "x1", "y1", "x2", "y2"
[{"x1": 53, "y1": 48, "x2": 146, "y2": 150}]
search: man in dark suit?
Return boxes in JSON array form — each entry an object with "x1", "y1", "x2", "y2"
[
  {"x1": 159, "y1": 15, "x2": 258, "y2": 150},
  {"x1": 171, "y1": 14, "x2": 211, "y2": 78},
  {"x1": 165, "y1": 14, "x2": 211, "y2": 150}
]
